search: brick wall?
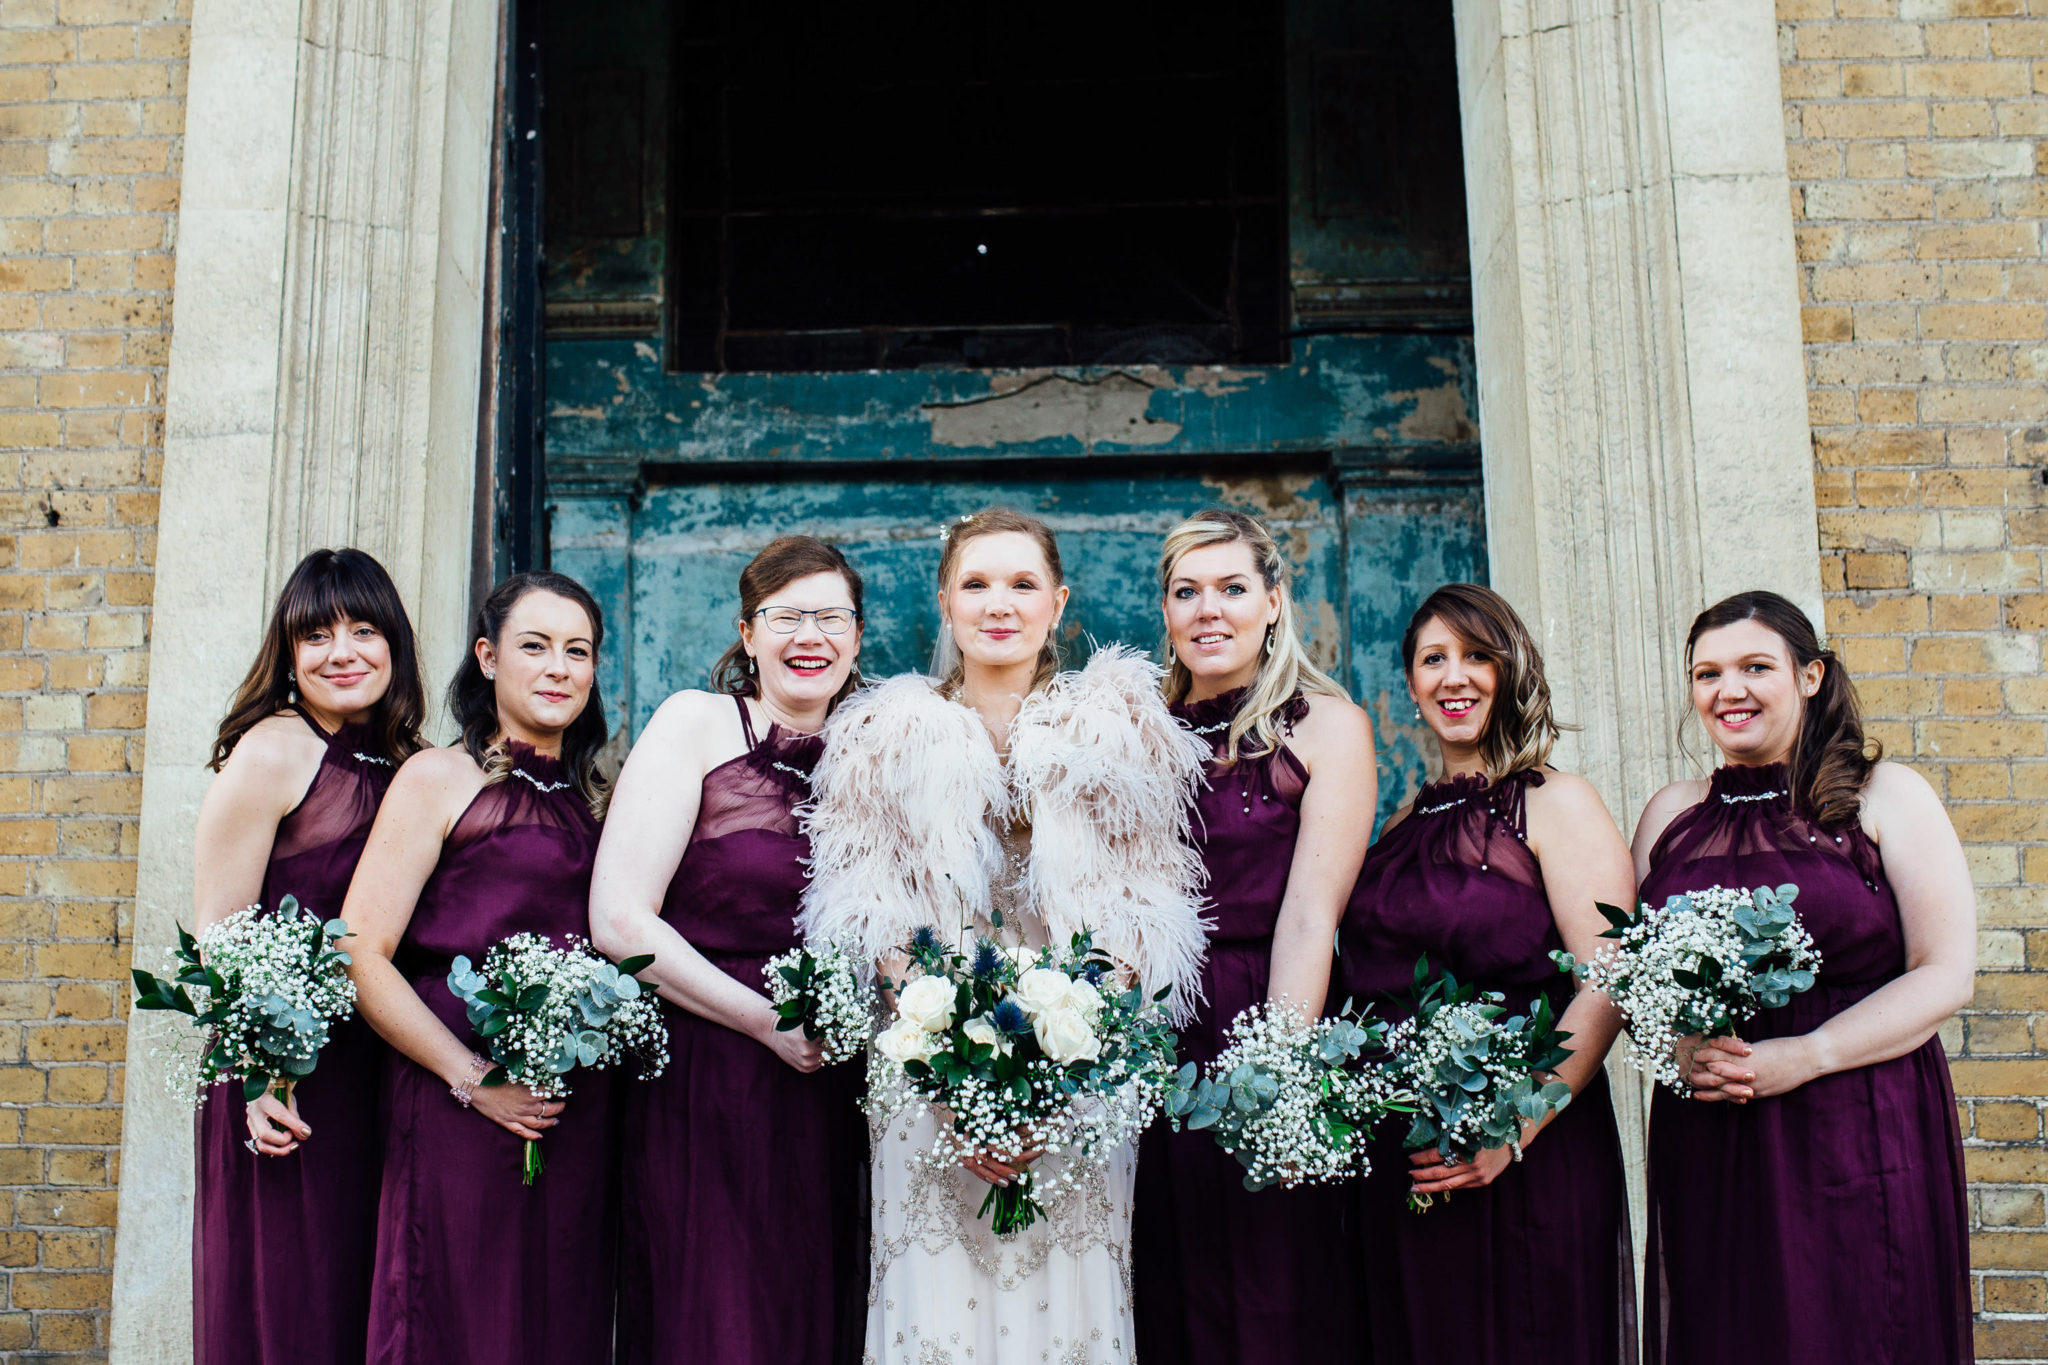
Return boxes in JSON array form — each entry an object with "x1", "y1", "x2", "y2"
[
  {"x1": 0, "y1": 0, "x2": 182, "y2": 1355},
  {"x1": 1780, "y1": 0, "x2": 2048, "y2": 1358}
]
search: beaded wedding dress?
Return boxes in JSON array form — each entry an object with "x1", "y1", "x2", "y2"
[{"x1": 800, "y1": 649, "x2": 1210, "y2": 1365}]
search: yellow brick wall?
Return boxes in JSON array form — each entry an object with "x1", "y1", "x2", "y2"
[
  {"x1": 0, "y1": 0, "x2": 183, "y2": 1353},
  {"x1": 1780, "y1": 0, "x2": 2048, "y2": 1357},
  {"x1": 0, "y1": 0, "x2": 2044, "y2": 1356}
]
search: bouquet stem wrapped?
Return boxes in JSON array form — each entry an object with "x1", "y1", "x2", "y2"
[
  {"x1": 869, "y1": 924, "x2": 1180, "y2": 1236},
  {"x1": 447, "y1": 935, "x2": 667, "y2": 1185},
  {"x1": 763, "y1": 939, "x2": 870, "y2": 1065},
  {"x1": 1165, "y1": 1000, "x2": 1414, "y2": 1190},
  {"x1": 132, "y1": 895, "x2": 357, "y2": 1111},
  {"x1": 1381, "y1": 960, "x2": 1574, "y2": 1212},
  {"x1": 1555, "y1": 883, "x2": 1817, "y2": 1093}
]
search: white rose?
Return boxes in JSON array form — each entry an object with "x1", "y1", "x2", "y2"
[
  {"x1": 1062, "y1": 976, "x2": 1104, "y2": 1020},
  {"x1": 962, "y1": 1014, "x2": 1011, "y2": 1057},
  {"x1": 877, "y1": 1016, "x2": 939, "y2": 1065},
  {"x1": 897, "y1": 974, "x2": 958, "y2": 1034},
  {"x1": 1013, "y1": 968, "x2": 1073, "y2": 1019},
  {"x1": 1034, "y1": 1006, "x2": 1102, "y2": 1065}
]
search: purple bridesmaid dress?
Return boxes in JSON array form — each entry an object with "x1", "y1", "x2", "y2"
[
  {"x1": 1339, "y1": 768, "x2": 1636, "y2": 1365},
  {"x1": 1132, "y1": 690, "x2": 1362, "y2": 1364},
  {"x1": 365, "y1": 743, "x2": 617, "y2": 1364},
  {"x1": 1639, "y1": 761, "x2": 1972, "y2": 1365},
  {"x1": 615, "y1": 697, "x2": 867, "y2": 1365},
  {"x1": 193, "y1": 709, "x2": 394, "y2": 1365}
]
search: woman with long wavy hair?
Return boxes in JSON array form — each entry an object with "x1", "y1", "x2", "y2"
[
  {"x1": 800, "y1": 506, "x2": 1210, "y2": 1364},
  {"x1": 190, "y1": 548, "x2": 424, "y2": 1365},
  {"x1": 592, "y1": 536, "x2": 870, "y2": 1365},
  {"x1": 1340, "y1": 582, "x2": 1636, "y2": 1365},
  {"x1": 343, "y1": 571, "x2": 618, "y2": 1363},
  {"x1": 1130, "y1": 508, "x2": 1376, "y2": 1363},
  {"x1": 1633, "y1": 590, "x2": 1974, "y2": 1364}
]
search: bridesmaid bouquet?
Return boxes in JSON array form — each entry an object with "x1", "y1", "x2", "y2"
[
  {"x1": 132, "y1": 895, "x2": 358, "y2": 1107},
  {"x1": 1554, "y1": 883, "x2": 1819, "y2": 1093},
  {"x1": 1381, "y1": 961, "x2": 1574, "y2": 1211},
  {"x1": 763, "y1": 938, "x2": 871, "y2": 1065},
  {"x1": 446, "y1": 934, "x2": 667, "y2": 1184},
  {"x1": 868, "y1": 925, "x2": 1181, "y2": 1235},
  {"x1": 1164, "y1": 1000, "x2": 1414, "y2": 1191}
]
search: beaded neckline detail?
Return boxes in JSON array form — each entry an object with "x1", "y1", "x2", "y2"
[
  {"x1": 1718, "y1": 789, "x2": 1784, "y2": 804},
  {"x1": 352, "y1": 751, "x2": 394, "y2": 768},
  {"x1": 1417, "y1": 794, "x2": 1468, "y2": 816},
  {"x1": 510, "y1": 766, "x2": 571, "y2": 794}
]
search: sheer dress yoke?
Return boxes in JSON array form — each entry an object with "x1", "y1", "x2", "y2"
[{"x1": 194, "y1": 707, "x2": 396, "y2": 1365}]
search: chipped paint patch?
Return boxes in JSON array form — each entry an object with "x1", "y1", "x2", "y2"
[
  {"x1": 923, "y1": 373, "x2": 1183, "y2": 449},
  {"x1": 1200, "y1": 470, "x2": 1326, "y2": 519},
  {"x1": 1389, "y1": 381, "x2": 1477, "y2": 443}
]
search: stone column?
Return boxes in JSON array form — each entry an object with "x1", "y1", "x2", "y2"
[
  {"x1": 1449, "y1": 0, "x2": 1822, "y2": 1279},
  {"x1": 111, "y1": 0, "x2": 497, "y2": 1354}
]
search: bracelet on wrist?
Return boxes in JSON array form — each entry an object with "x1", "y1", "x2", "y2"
[{"x1": 449, "y1": 1053, "x2": 491, "y2": 1108}]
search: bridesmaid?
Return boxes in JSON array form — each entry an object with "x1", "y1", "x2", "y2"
[
  {"x1": 345, "y1": 571, "x2": 617, "y2": 1363},
  {"x1": 1132, "y1": 508, "x2": 1376, "y2": 1363},
  {"x1": 592, "y1": 536, "x2": 869, "y2": 1365},
  {"x1": 1340, "y1": 582, "x2": 1636, "y2": 1365},
  {"x1": 1633, "y1": 590, "x2": 1974, "y2": 1365},
  {"x1": 190, "y1": 548, "x2": 425, "y2": 1365}
]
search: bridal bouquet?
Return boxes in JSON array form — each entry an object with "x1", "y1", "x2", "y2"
[
  {"x1": 132, "y1": 895, "x2": 358, "y2": 1107},
  {"x1": 1382, "y1": 960, "x2": 1574, "y2": 1211},
  {"x1": 869, "y1": 925, "x2": 1180, "y2": 1235},
  {"x1": 763, "y1": 938, "x2": 871, "y2": 1065},
  {"x1": 1165, "y1": 1000, "x2": 1414, "y2": 1191},
  {"x1": 1555, "y1": 883, "x2": 1818, "y2": 1093},
  {"x1": 447, "y1": 934, "x2": 667, "y2": 1184}
]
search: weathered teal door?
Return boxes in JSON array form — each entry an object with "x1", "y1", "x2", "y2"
[{"x1": 538, "y1": 0, "x2": 1481, "y2": 821}]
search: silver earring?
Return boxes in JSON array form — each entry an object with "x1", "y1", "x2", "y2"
[
  {"x1": 747, "y1": 656, "x2": 756, "y2": 675},
  {"x1": 1414, "y1": 704, "x2": 1422, "y2": 721},
  {"x1": 1264, "y1": 626, "x2": 1275, "y2": 656},
  {"x1": 483, "y1": 668, "x2": 495, "y2": 680}
]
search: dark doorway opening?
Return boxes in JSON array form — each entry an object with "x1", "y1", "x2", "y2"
[{"x1": 662, "y1": 2, "x2": 1288, "y2": 373}]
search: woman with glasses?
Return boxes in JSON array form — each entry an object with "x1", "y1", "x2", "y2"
[{"x1": 592, "y1": 536, "x2": 870, "y2": 1365}]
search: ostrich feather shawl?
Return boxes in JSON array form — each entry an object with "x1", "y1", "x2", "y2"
[{"x1": 797, "y1": 648, "x2": 1213, "y2": 1024}]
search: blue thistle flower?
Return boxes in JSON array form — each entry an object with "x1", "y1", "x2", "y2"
[
  {"x1": 970, "y1": 942, "x2": 1002, "y2": 979},
  {"x1": 1081, "y1": 962, "x2": 1108, "y2": 986},
  {"x1": 992, "y1": 998, "x2": 1031, "y2": 1036},
  {"x1": 911, "y1": 926, "x2": 937, "y2": 953}
]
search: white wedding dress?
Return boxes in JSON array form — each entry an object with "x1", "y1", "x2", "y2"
[
  {"x1": 865, "y1": 834, "x2": 1137, "y2": 1365},
  {"x1": 797, "y1": 651, "x2": 1211, "y2": 1365}
]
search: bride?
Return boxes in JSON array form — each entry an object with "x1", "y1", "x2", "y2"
[{"x1": 801, "y1": 506, "x2": 1210, "y2": 1365}]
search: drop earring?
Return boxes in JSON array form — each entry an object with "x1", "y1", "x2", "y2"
[
  {"x1": 1414, "y1": 703, "x2": 1423, "y2": 721},
  {"x1": 1264, "y1": 626, "x2": 1275, "y2": 656},
  {"x1": 288, "y1": 672, "x2": 298, "y2": 705},
  {"x1": 748, "y1": 656, "x2": 757, "y2": 675}
]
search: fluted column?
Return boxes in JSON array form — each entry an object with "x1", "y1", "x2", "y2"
[
  {"x1": 1451, "y1": 0, "x2": 1821, "y2": 1280},
  {"x1": 113, "y1": 0, "x2": 496, "y2": 1354}
]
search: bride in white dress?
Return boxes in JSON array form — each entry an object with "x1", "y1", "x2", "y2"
[{"x1": 800, "y1": 507, "x2": 1210, "y2": 1365}]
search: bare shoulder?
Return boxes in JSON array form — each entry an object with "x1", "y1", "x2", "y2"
[
  {"x1": 221, "y1": 712, "x2": 324, "y2": 778},
  {"x1": 1861, "y1": 759, "x2": 1945, "y2": 840},
  {"x1": 1631, "y1": 776, "x2": 1710, "y2": 850},
  {"x1": 1291, "y1": 692, "x2": 1372, "y2": 751},
  {"x1": 648, "y1": 687, "x2": 733, "y2": 730},
  {"x1": 388, "y1": 743, "x2": 486, "y2": 810},
  {"x1": 1523, "y1": 768, "x2": 1612, "y2": 821},
  {"x1": 207, "y1": 713, "x2": 326, "y2": 821}
]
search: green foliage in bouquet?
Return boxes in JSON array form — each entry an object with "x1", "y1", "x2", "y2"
[
  {"x1": 131, "y1": 895, "x2": 357, "y2": 1105},
  {"x1": 1384, "y1": 958, "x2": 1574, "y2": 1208},
  {"x1": 874, "y1": 921, "x2": 1181, "y2": 1235},
  {"x1": 1163, "y1": 1001, "x2": 1414, "y2": 1192}
]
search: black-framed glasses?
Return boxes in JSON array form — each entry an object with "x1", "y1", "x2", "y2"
[{"x1": 752, "y1": 606, "x2": 860, "y2": 635}]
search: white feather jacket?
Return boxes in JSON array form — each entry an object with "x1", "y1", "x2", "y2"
[{"x1": 798, "y1": 646, "x2": 1213, "y2": 1024}]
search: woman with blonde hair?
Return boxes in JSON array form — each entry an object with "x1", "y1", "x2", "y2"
[
  {"x1": 801, "y1": 506, "x2": 1210, "y2": 1364},
  {"x1": 1131, "y1": 507, "x2": 1377, "y2": 1363},
  {"x1": 1340, "y1": 582, "x2": 1636, "y2": 1364}
]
